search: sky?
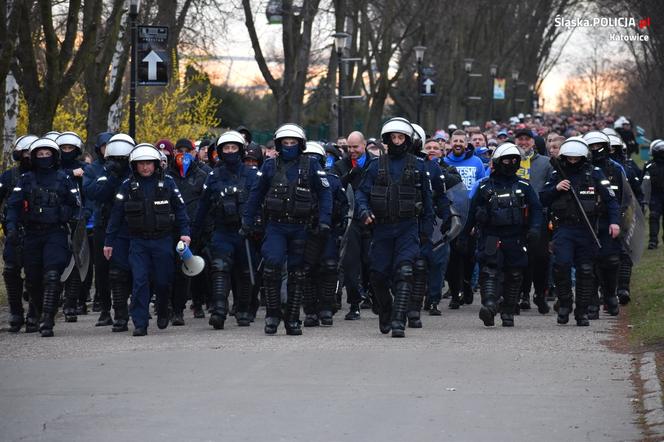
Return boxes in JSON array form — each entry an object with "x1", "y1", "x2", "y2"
[{"x1": 188, "y1": 6, "x2": 633, "y2": 113}]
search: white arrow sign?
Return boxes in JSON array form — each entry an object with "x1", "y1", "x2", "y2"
[
  {"x1": 423, "y1": 78, "x2": 435, "y2": 95},
  {"x1": 142, "y1": 50, "x2": 163, "y2": 81}
]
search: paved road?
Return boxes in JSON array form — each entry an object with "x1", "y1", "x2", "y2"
[{"x1": 0, "y1": 303, "x2": 640, "y2": 442}]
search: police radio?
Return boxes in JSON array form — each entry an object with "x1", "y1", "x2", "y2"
[{"x1": 176, "y1": 241, "x2": 205, "y2": 276}]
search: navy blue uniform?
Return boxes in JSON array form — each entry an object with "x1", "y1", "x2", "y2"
[
  {"x1": 194, "y1": 162, "x2": 259, "y2": 327},
  {"x1": 466, "y1": 173, "x2": 542, "y2": 325},
  {"x1": 540, "y1": 163, "x2": 619, "y2": 324},
  {"x1": 356, "y1": 152, "x2": 433, "y2": 336},
  {"x1": 643, "y1": 158, "x2": 664, "y2": 247},
  {"x1": 6, "y1": 168, "x2": 81, "y2": 335},
  {"x1": 106, "y1": 175, "x2": 190, "y2": 331},
  {"x1": 243, "y1": 154, "x2": 332, "y2": 335}
]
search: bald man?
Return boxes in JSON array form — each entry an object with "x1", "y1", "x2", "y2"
[{"x1": 332, "y1": 131, "x2": 374, "y2": 319}]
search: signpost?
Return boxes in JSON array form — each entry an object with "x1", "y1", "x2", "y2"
[{"x1": 137, "y1": 26, "x2": 169, "y2": 86}]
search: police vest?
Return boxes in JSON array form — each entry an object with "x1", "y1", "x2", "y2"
[
  {"x1": 477, "y1": 180, "x2": 528, "y2": 227},
  {"x1": 263, "y1": 156, "x2": 314, "y2": 223},
  {"x1": 24, "y1": 174, "x2": 71, "y2": 226},
  {"x1": 646, "y1": 160, "x2": 664, "y2": 192},
  {"x1": 212, "y1": 172, "x2": 248, "y2": 227},
  {"x1": 370, "y1": 154, "x2": 423, "y2": 223},
  {"x1": 550, "y1": 166, "x2": 598, "y2": 226},
  {"x1": 123, "y1": 179, "x2": 174, "y2": 237}
]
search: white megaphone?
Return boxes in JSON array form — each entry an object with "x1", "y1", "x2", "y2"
[{"x1": 176, "y1": 241, "x2": 205, "y2": 276}]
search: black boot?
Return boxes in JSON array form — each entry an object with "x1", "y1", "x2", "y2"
[
  {"x1": 501, "y1": 268, "x2": 523, "y2": 327},
  {"x1": 598, "y1": 255, "x2": 620, "y2": 316},
  {"x1": 4, "y1": 264, "x2": 24, "y2": 333},
  {"x1": 533, "y1": 292, "x2": 550, "y2": 314},
  {"x1": 285, "y1": 270, "x2": 305, "y2": 336},
  {"x1": 39, "y1": 270, "x2": 61, "y2": 337},
  {"x1": 209, "y1": 259, "x2": 231, "y2": 330},
  {"x1": 63, "y1": 271, "x2": 80, "y2": 322},
  {"x1": 301, "y1": 270, "x2": 318, "y2": 327},
  {"x1": 318, "y1": 259, "x2": 338, "y2": 327},
  {"x1": 263, "y1": 265, "x2": 282, "y2": 335},
  {"x1": 407, "y1": 258, "x2": 426, "y2": 329},
  {"x1": 574, "y1": 262, "x2": 593, "y2": 326},
  {"x1": 478, "y1": 266, "x2": 499, "y2": 327},
  {"x1": 233, "y1": 268, "x2": 253, "y2": 326},
  {"x1": 25, "y1": 301, "x2": 39, "y2": 333},
  {"x1": 617, "y1": 254, "x2": 632, "y2": 305},
  {"x1": 554, "y1": 264, "x2": 573, "y2": 325},
  {"x1": 391, "y1": 264, "x2": 413, "y2": 338},
  {"x1": 110, "y1": 268, "x2": 130, "y2": 332},
  {"x1": 370, "y1": 272, "x2": 392, "y2": 334}
]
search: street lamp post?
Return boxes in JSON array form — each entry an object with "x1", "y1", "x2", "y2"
[
  {"x1": 333, "y1": 32, "x2": 350, "y2": 139},
  {"x1": 463, "y1": 58, "x2": 474, "y2": 121},
  {"x1": 414, "y1": 45, "x2": 426, "y2": 123},
  {"x1": 489, "y1": 64, "x2": 497, "y2": 121},
  {"x1": 511, "y1": 69, "x2": 519, "y2": 116},
  {"x1": 129, "y1": 0, "x2": 140, "y2": 140}
]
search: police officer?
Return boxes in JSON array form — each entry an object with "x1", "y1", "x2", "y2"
[
  {"x1": 301, "y1": 141, "x2": 347, "y2": 327},
  {"x1": 242, "y1": 124, "x2": 332, "y2": 336},
  {"x1": 193, "y1": 131, "x2": 259, "y2": 329},
  {"x1": 540, "y1": 137, "x2": 620, "y2": 326},
  {"x1": 6, "y1": 138, "x2": 81, "y2": 337},
  {"x1": 55, "y1": 131, "x2": 94, "y2": 323},
  {"x1": 466, "y1": 143, "x2": 543, "y2": 327},
  {"x1": 168, "y1": 138, "x2": 209, "y2": 325},
  {"x1": 643, "y1": 140, "x2": 664, "y2": 250},
  {"x1": 606, "y1": 132, "x2": 643, "y2": 305},
  {"x1": 583, "y1": 131, "x2": 624, "y2": 318},
  {"x1": 104, "y1": 143, "x2": 190, "y2": 336},
  {"x1": 406, "y1": 123, "x2": 451, "y2": 328},
  {"x1": 88, "y1": 134, "x2": 135, "y2": 332},
  {"x1": 1, "y1": 134, "x2": 37, "y2": 332},
  {"x1": 83, "y1": 132, "x2": 114, "y2": 315},
  {"x1": 356, "y1": 117, "x2": 434, "y2": 337}
]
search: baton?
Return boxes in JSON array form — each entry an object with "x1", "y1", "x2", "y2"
[{"x1": 245, "y1": 238, "x2": 256, "y2": 286}]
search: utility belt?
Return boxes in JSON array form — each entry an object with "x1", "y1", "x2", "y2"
[
  {"x1": 25, "y1": 222, "x2": 66, "y2": 233},
  {"x1": 133, "y1": 231, "x2": 171, "y2": 240},
  {"x1": 266, "y1": 214, "x2": 310, "y2": 225}
]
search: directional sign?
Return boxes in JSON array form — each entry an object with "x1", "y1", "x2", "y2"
[
  {"x1": 420, "y1": 77, "x2": 436, "y2": 96},
  {"x1": 137, "y1": 26, "x2": 169, "y2": 86}
]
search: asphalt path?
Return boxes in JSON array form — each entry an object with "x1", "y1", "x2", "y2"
[{"x1": 0, "y1": 302, "x2": 640, "y2": 441}]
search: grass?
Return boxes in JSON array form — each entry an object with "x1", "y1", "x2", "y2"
[{"x1": 628, "y1": 227, "x2": 664, "y2": 346}]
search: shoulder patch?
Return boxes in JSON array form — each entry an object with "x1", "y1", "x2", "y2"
[
  {"x1": 320, "y1": 177, "x2": 330, "y2": 188},
  {"x1": 317, "y1": 170, "x2": 326, "y2": 176}
]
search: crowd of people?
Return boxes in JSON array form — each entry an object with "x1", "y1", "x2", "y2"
[{"x1": 2, "y1": 111, "x2": 661, "y2": 337}]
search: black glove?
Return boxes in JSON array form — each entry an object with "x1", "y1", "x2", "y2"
[
  {"x1": 6, "y1": 229, "x2": 19, "y2": 246},
  {"x1": 347, "y1": 167, "x2": 361, "y2": 183},
  {"x1": 238, "y1": 223, "x2": 253, "y2": 238}
]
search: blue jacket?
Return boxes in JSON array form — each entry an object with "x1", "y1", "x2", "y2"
[
  {"x1": 243, "y1": 155, "x2": 332, "y2": 227},
  {"x1": 105, "y1": 174, "x2": 190, "y2": 246},
  {"x1": 443, "y1": 152, "x2": 486, "y2": 192},
  {"x1": 86, "y1": 164, "x2": 132, "y2": 230},
  {"x1": 356, "y1": 153, "x2": 434, "y2": 237}
]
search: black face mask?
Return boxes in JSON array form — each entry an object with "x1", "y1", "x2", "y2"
[
  {"x1": 33, "y1": 157, "x2": 55, "y2": 170},
  {"x1": 590, "y1": 146, "x2": 608, "y2": 164},
  {"x1": 562, "y1": 157, "x2": 585, "y2": 173},
  {"x1": 387, "y1": 141, "x2": 409, "y2": 157},
  {"x1": 495, "y1": 156, "x2": 521, "y2": 176},
  {"x1": 19, "y1": 157, "x2": 31, "y2": 171},
  {"x1": 220, "y1": 151, "x2": 241, "y2": 166},
  {"x1": 60, "y1": 150, "x2": 79, "y2": 164}
]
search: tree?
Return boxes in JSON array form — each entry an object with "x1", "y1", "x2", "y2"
[
  {"x1": 12, "y1": 0, "x2": 101, "y2": 134},
  {"x1": 242, "y1": 0, "x2": 321, "y2": 125}
]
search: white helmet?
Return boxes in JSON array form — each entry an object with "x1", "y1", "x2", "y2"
[
  {"x1": 509, "y1": 116, "x2": 520, "y2": 125},
  {"x1": 601, "y1": 128, "x2": 619, "y2": 137},
  {"x1": 43, "y1": 131, "x2": 61, "y2": 141},
  {"x1": 274, "y1": 123, "x2": 306, "y2": 150},
  {"x1": 14, "y1": 134, "x2": 38, "y2": 152},
  {"x1": 559, "y1": 137, "x2": 589, "y2": 158},
  {"x1": 461, "y1": 120, "x2": 470, "y2": 127},
  {"x1": 607, "y1": 134, "x2": 624, "y2": 148},
  {"x1": 517, "y1": 113, "x2": 525, "y2": 120},
  {"x1": 613, "y1": 116, "x2": 629, "y2": 128},
  {"x1": 130, "y1": 143, "x2": 161, "y2": 163},
  {"x1": 583, "y1": 130, "x2": 610, "y2": 146},
  {"x1": 492, "y1": 142, "x2": 521, "y2": 161},
  {"x1": 649, "y1": 138, "x2": 662, "y2": 154},
  {"x1": 447, "y1": 123, "x2": 457, "y2": 131},
  {"x1": 652, "y1": 140, "x2": 664, "y2": 154},
  {"x1": 55, "y1": 131, "x2": 83, "y2": 150},
  {"x1": 381, "y1": 117, "x2": 413, "y2": 138},
  {"x1": 29, "y1": 137, "x2": 60, "y2": 158},
  {"x1": 303, "y1": 141, "x2": 325, "y2": 157},
  {"x1": 217, "y1": 131, "x2": 246, "y2": 149},
  {"x1": 412, "y1": 123, "x2": 426, "y2": 144},
  {"x1": 105, "y1": 133, "x2": 135, "y2": 158}
]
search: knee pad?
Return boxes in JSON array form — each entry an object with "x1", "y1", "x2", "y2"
[
  {"x1": 109, "y1": 267, "x2": 131, "y2": 284},
  {"x1": 263, "y1": 264, "x2": 282, "y2": 283},
  {"x1": 600, "y1": 254, "x2": 620, "y2": 270},
  {"x1": 395, "y1": 262, "x2": 414, "y2": 282},
  {"x1": 212, "y1": 257, "x2": 232, "y2": 273},
  {"x1": 413, "y1": 258, "x2": 427, "y2": 275},
  {"x1": 577, "y1": 262, "x2": 594, "y2": 278},
  {"x1": 320, "y1": 259, "x2": 337, "y2": 275},
  {"x1": 290, "y1": 238, "x2": 306, "y2": 257}
]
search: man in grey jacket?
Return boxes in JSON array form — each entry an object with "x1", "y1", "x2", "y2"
[{"x1": 515, "y1": 128, "x2": 553, "y2": 313}]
